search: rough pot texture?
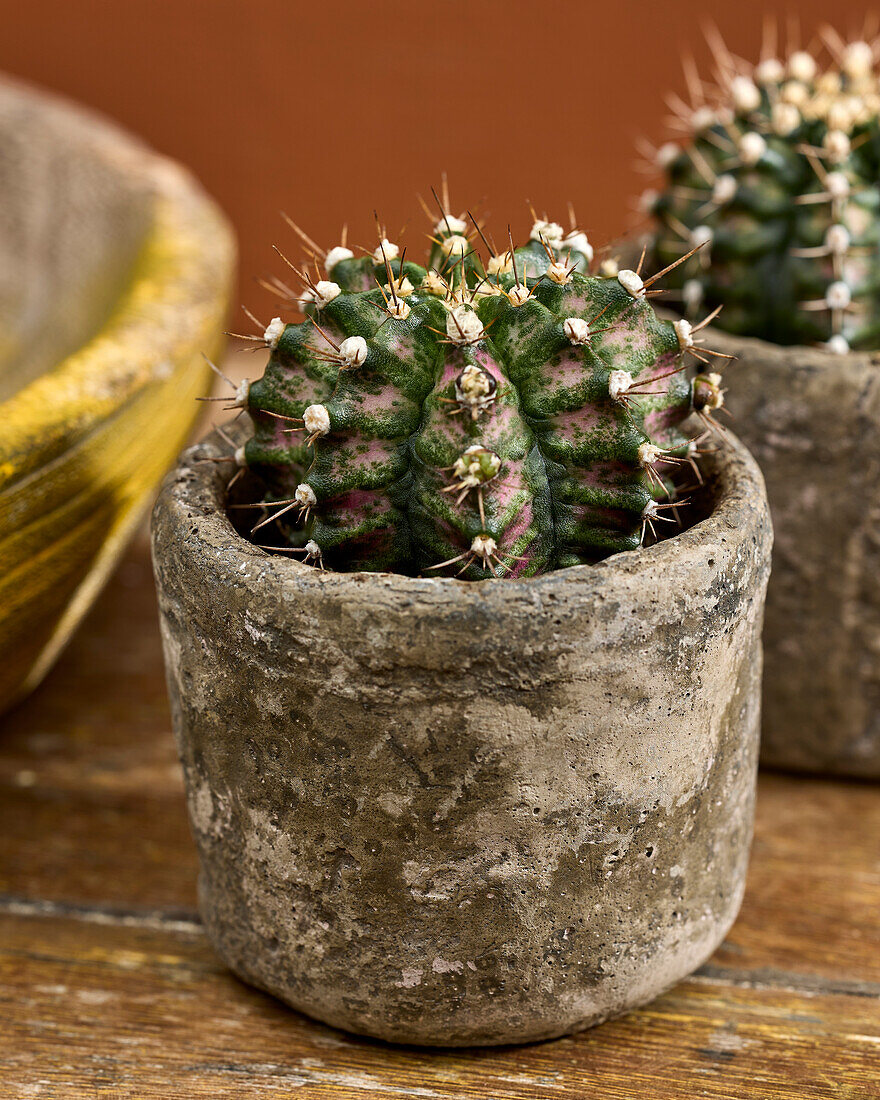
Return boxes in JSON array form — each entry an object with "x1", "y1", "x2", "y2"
[
  {"x1": 151, "y1": 423, "x2": 771, "y2": 1047},
  {"x1": 705, "y1": 328, "x2": 880, "y2": 778}
]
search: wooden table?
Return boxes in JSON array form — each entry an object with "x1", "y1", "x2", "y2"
[{"x1": 1, "y1": 532, "x2": 878, "y2": 1098}]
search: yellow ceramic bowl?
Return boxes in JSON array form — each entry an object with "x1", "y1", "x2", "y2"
[{"x1": 0, "y1": 77, "x2": 235, "y2": 712}]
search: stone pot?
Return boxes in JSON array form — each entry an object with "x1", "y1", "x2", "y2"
[
  {"x1": 151, "y1": 422, "x2": 771, "y2": 1047},
  {"x1": 704, "y1": 328, "x2": 880, "y2": 778}
]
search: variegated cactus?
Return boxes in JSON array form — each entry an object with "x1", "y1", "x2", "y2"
[
  {"x1": 220, "y1": 194, "x2": 723, "y2": 578},
  {"x1": 646, "y1": 28, "x2": 880, "y2": 351}
]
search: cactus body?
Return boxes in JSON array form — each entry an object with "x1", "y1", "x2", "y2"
[
  {"x1": 650, "y1": 38, "x2": 880, "y2": 351},
  {"x1": 241, "y1": 211, "x2": 716, "y2": 578}
]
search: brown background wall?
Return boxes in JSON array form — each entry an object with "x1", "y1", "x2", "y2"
[{"x1": 0, "y1": 0, "x2": 871, "y2": 314}]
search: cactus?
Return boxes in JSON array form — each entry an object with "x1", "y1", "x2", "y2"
[
  {"x1": 223, "y1": 193, "x2": 723, "y2": 579},
  {"x1": 647, "y1": 30, "x2": 880, "y2": 351}
]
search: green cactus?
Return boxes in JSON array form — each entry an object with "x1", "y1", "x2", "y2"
[
  {"x1": 226, "y1": 199, "x2": 722, "y2": 579},
  {"x1": 648, "y1": 32, "x2": 880, "y2": 351}
]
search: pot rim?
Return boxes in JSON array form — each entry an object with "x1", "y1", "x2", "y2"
[{"x1": 153, "y1": 420, "x2": 771, "y2": 608}]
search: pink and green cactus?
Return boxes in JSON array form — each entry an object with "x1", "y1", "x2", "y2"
[
  {"x1": 225, "y1": 194, "x2": 723, "y2": 578},
  {"x1": 646, "y1": 30, "x2": 880, "y2": 351}
]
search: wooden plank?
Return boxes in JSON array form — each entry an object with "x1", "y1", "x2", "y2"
[
  {"x1": 1, "y1": 911, "x2": 878, "y2": 1100},
  {"x1": 0, "y1": 534, "x2": 199, "y2": 913},
  {"x1": 716, "y1": 776, "x2": 880, "y2": 989}
]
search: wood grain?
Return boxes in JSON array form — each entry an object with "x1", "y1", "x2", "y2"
[
  {"x1": 0, "y1": 532, "x2": 878, "y2": 1096},
  {"x1": 1, "y1": 912, "x2": 878, "y2": 1099}
]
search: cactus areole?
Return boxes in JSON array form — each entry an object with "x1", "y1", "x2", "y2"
[
  {"x1": 233, "y1": 203, "x2": 723, "y2": 579},
  {"x1": 648, "y1": 34, "x2": 880, "y2": 352}
]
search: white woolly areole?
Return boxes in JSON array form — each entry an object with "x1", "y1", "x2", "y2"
[
  {"x1": 826, "y1": 281, "x2": 852, "y2": 310},
  {"x1": 642, "y1": 499, "x2": 661, "y2": 519},
  {"x1": 656, "y1": 141, "x2": 680, "y2": 167},
  {"x1": 561, "y1": 231, "x2": 593, "y2": 261},
  {"x1": 824, "y1": 130, "x2": 851, "y2": 163},
  {"x1": 457, "y1": 365, "x2": 493, "y2": 401},
  {"x1": 325, "y1": 246, "x2": 354, "y2": 272},
  {"x1": 313, "y1": 281, "x2": 341, "y2": 308},
  {"x1": 441, "y1": 234, "x2": 470, "y2": 257},
  {"x1": 471, "y1": 534, "x2": 497, "y2": 557},
  {"x1": 372, "y1": 239, "x2": 399, "y2": 263},
  {"x1": 617, "y1": 269, "x2": 644, "y2": 296},
  {"x1": 234, "y1": 378, "x2": 250, "y2": 407},
  {"x1": 234, "y1": 445, "x2": 247, "y2": 467},
  {"x1": 771, "y1": 102, "x2": 801, "y2": 136},
  {"x1": 339, "y1": 335, "x2": 368, "y2": 368},
  {"x1": 683, "y1": 279, "x2": 704, "y2": 309},
  {"x1": 739, "y1": 132, "x2": 767, "y2": 166},
  {"x1": 781, "y1": 80, "x2": 810, "y2": 107},
  {"x1": 386, "y1": 297, "x2": 411, "y2": 319},
  {"x1": 264, "y1": 316, "x2": 285, "y2": 349},
  {"x1": 825, "y1": 224, "x2": 851, "y2": 253},
  {"x1": 843, "y1": 40, "x2": 874, "y2": 79},
  {"x1": 420, "y1": 270, "x2": 447, "y2": 295},
  {"x1": 826, "y1": 333, "x2": 850, "y2": 354},
  {"x1": 788, "y1": 51, "x2": 817, "y2": 83},
  {"x1": 453, "y1": 446, "x2": 501, "y2": 484},
  {"x1": 816, "y1": 71, "x2": 843, "y2": 96},
  {"x1": 712, "y1": 174, "x2": 737, "y2": 205},
  {"x1": 674, "y1": 318, "x2": 694, "y2": 349},
  {"x1": 303, "y1": 404, "x2": 331, "y2": 435},
  {"x1": 826, "y1": 171, "x2": 851, "y2": 199},
  {"x1": 563, "y1": 317, "x2": 591, "y2": 345},
  {"x1": 298, "y1": 288, "x2": 315, "y2": 310},
  {"x1": 694, "y1": 372, "x2": 725, "y2": 410},
  {"x1": 435, "y1": 215, "x2": 467, "y2": 235},
  {"x1": 638, "y1": 442, "x2": 664, "y2": 467},
  {"x1": 691, "y1": 106, "x2": 716, "y2": 132},
  {"x1": 755, "y1": 57, "x2": 785, "y2": 85},
  {"x1": 385, "y1": 275, "x2": 415, "y2": 297},
  {"x1": 304, "y1": 540, "x2": 321, "y2": 557},
  {"x1": 487, "y1": 253, "x2": 512, "y2": 276},
  {"x1": 547, "y1": 260, "x2": 572, "y2": 285},
  {"x1": 530, "y1": 220, "x2": 564, "y2": 245},
  {"x1": 731, "y1": 76, "x2": 761, "y2": 112},
  {"x1": 639, "y1": 189, "x2": 659, "y2": 213},
  {"x1": 600, "y1": 258, "x2": 619, "y2": 278},
  {"x1": 691, "y1": 225, "x2": 714, "y2": 249},
  {"x1": 295, "y1": 483, "x2": 317, "y2": 507},
  {"x1": 507, "y1": 284, "x2": 531, "y2": 306},
  {"x1": 608, "y1": 370, "x2": 634, "y2": 399},
  {"x1": 472, "y1": 280, "x2": 504, "y2": 300},
  {"x1": 446, "y1": 304, "x2": 484, "y2": 344},
  {"x1": 826, "y1": 100, "x2": 855, "y2": 132}
]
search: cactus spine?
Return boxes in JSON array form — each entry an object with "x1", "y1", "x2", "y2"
[
  {"x1": 648, "y1": 30, "x2": 880, "y2": 351},
  {"x1": 228, "y1": 193, "x2": 723, "y2": 579}
]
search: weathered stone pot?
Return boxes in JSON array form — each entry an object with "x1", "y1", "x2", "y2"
[
  {"x1": 705, "y1": 328, "x2": 880, "y2": 778},
  {"x1": 151, "y1": 422, "x2": 771, "y2": 1047}
]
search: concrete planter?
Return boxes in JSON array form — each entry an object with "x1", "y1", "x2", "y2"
[
  {"x1": 705, "y1": 328, "x2": 880, "y2": 778},
  {"x1": 151, "y1": 423, "x2": 771, "y2": 1047}
]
